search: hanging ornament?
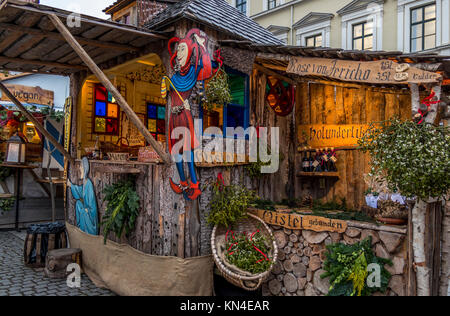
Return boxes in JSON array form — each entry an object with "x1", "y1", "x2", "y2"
[
  {"x1": 160, "y1": 77, "x2": 168, "y2": 99},
  {"x1": 265, "y1": 77, "x2": 295, "y2": 117}
]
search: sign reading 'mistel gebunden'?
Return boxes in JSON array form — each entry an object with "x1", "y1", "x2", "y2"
[
  {"x1": 287, "y1": 57, "x2": 442, "y2": 85},
  {"x1": 250, "y1": 209, "x2": 348, "y2": 233}
]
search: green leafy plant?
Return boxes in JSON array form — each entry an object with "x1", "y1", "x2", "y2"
[
  {"x1": 358, "y1": 118, "x2": 450, "y2": 200},
  {"x1": 250, "y1": 198, "x2": 276, "y2": 211},
  {"x1": 0, "y1": 153, "x2": 13, "y2": 182},
  {"x1": 225, "y1": 230, "x2": 273, "y2": 274},
  {"x1": 101, "y1": 178, "x2": 140, "y2": 244},
  {"x1": 202, "y1": 68, "x2": 232, "y2": 113},
  {"x1": 321, "y1": 237, "x2": 392, "y2": 296},
  {"x1": 0, "y1": 197, "x2": 14, "y2": 215},
  {"x1": 207, "y1": 181, "x2": 256, "y2": 228}
]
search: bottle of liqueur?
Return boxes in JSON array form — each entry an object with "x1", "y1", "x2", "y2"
[
  {"x1": 302, "y1": 148, "x2": 309, "y2": 172},
  {"x1": 308, "y1": 148, "x2": 314, "y2": 172},
  {"x1": 321, "y1": 148, "x2": 329, "y2": 172},
  {"x1": 326, "y1": 148, "x2": 333, "y2": 172},
  {"x1": 313, "y1": 149, "x2": 322, "y2": 172},
  {"x1": 330, "y1": 148, "x2": 338, "y2": 172}
]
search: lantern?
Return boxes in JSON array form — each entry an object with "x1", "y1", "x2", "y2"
[{"x1": 5, "y1": 134, "x2": 26, "y2": 164}]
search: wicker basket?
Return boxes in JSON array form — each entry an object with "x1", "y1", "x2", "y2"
[{"x1": 211, "y1": 213, "x2": 278, "y2": 291}]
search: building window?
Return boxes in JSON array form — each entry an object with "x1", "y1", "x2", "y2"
[
  {"x1": 268, "y1": 0, "x2": 277, "y2": 10},
  {"x1": 352, "y1": 21, "x2": 373, "y2": 50},
  {"x1": 236, "y1": 0, "x2": 247, "y2": 15},
  {"x1": 410, "y1": 3, "x2": 436, "y2": 52},
  {"x1": 93, "y1": 84, "x2": 119, "y2": 135},
  {"x1": 147, "y1": 103, "x2": 166, "y2": 143},
  {"x1": 201, "y1": 68, "x2": 249, "y2": 137},
  {"x1": 305, "y1": 34, "x2": 323, "y2": 47}
]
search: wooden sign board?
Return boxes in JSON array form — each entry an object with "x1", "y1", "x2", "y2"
[
  {"x1": 0, "y1": 84, "x2": 54, "y2": 106},
  {"x1": 287, "y1": 57, "x2": 442, "y2": 84},
  {"x1": 299, "y1": 124, "x2": 369, "y2": 148},
  {"x1": 121, "y1": 113, "x2": 146, "y2": 147},
  {"x1": 194, "y1": 150, "x2": 250, "y2": 167},
  {"x1": 251, "y1": 209, "x2": 347, "y2": 233}
]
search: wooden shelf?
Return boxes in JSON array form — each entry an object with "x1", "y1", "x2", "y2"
[
  {"x1": 297, "y1": 172, "x2": 339, "y2": 178},
  {"x1": 298, "y1": 146, "x2": 357, "y2": 152}
]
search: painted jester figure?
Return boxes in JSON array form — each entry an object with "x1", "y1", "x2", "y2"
[{"x1": 163, "y1": 29, "x2": 215, "y2": 201}]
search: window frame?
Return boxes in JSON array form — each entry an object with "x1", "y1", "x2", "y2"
[
  {"x1": 268, "y1": 0, "x2": 277, "y2": 10},
  {"x1": 235, "y1": 0, "x2": 247, "y2": 15},
  {"x1": 305, "y1": 33, "x2": 323, "y2": 47},
  {"x1": 92, "y1": 84, "x2": 120, "y2": 136},
  {"x1": 199, "y1": 67, "x2": 250, "y2": 140},
  {"x1": 410, "y1": 3, "x2": 436, "y2": 52},
  {"x1": 351, "y1": 21, "x2": 374, "y2": 50}
]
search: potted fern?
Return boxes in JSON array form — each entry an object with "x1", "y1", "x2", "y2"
[{"x1": 101, "y1": 177, "x2": 140, "y2": 244}]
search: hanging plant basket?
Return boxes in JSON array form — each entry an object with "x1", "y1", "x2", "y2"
[{"x1": 211, "y1": 213, "x2": 278, "y2": 291}]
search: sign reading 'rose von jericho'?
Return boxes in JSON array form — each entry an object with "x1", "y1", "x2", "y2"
[
  {"x1": 299, "y1": 124, "x2": 370, "y2": 148},
  {"x1": 250, "y1": 209, "x2": 348, "y2": 233},
  {"x1": 287, "y1": 57, "x2": 442, "y2": 84}
]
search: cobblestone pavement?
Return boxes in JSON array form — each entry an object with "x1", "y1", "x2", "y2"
[{"x1": 0, "y1": 231, "x2": 115, "y2": 296}]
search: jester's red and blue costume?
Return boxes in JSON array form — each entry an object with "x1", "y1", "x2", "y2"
[{"x1": 167, "y1": 29, "x2": 214, "y2": 201}]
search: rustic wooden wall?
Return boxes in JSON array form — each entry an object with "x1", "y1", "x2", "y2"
[
  {"x1": 295, "y1": 82, "x2": 412, "y2": 209},
  {"x1": 250, "y1": 70, "x2": 297, "y2": 202}
]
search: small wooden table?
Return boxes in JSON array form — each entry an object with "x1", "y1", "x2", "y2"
[{"x1": 0, "y1": 163, "x2": 37, "y2": 231}]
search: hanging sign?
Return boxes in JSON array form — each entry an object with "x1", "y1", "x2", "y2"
[
  {"x1": 0, "y1": 84, "x2": 54, "y2": 106},
  {"x1": 287, "y1": 57, "x2": 442, "y2": 84},
  {"x1": 250, "y1": 209, "x2": 347, "y2": 233},
  {"x1": 299, "y1": 124, "x2": 370, "y2": 148}
]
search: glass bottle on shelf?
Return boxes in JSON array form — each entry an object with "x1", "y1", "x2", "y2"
[
  {"x1": 308, "y1": 148, "x2": 314, "y2": 172},
  {"x1": 313, "y1": 149, "x2": 322, "y2": 172}
]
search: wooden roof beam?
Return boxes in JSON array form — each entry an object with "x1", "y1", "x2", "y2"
[
  {"x1": 0, "y1": 22, "x2": 140, "y2": 53},
  {"x1": 0, "y1": 56, "x2": 88, "y2": 70},
  {"x1": 48, "y1": 13, "x2": 171, "y2": 165}
]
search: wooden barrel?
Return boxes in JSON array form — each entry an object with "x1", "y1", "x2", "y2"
[{"x1": 23, "y1": 222, "x2": 67, "y2": 268}]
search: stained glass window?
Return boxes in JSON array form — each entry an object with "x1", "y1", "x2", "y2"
[
  {"x1": 147, "y1": 103, "x2": 166, "y2": 143},
  {"x1": 93, "y1": 84, "x2": 119, "y2": 135}
]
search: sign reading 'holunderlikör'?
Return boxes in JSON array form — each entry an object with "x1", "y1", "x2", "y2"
[
  {"x1": 250, "y1": 209, "x2": 348, "y2": 233},
  {"x1": 287, "y1": 57, "x2": 442, "y2": 84},
  {"x1": 299, "y1": 124, "x2": 370, "y2": 148}
]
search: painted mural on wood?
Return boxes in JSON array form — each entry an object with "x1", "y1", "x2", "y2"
[
  {"x1": 299, "y1": 124, "x2": 370, "y2": 148},
  {"x1": 162, "y1": 28, "x2": 221, "y2": 201},
  {"x1": 287, "y1": 57, "x2": 442, "y2": 84},
  {"x1": 250, "y1": 209, "x2": 347, "y2": 233},
  {"x1": 68, "y1": 157, "x2": 98, "y2": 236}
]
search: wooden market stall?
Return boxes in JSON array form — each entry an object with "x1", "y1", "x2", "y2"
[{"x1": 1, "y1": 0, "x2": 449, "y2": 296}]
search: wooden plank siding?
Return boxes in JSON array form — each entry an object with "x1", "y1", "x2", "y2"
[{"x1": 296, "y1": 83, "x2": 412, "y2": 210}]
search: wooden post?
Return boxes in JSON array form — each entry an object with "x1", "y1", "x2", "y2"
[
  {"x1": 0, "y1": 81, "x2": 74, "y2": 164},
  {"x1": 48, "y1": 14, "x2": 171, "y2": 165}
]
